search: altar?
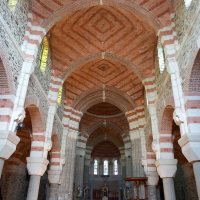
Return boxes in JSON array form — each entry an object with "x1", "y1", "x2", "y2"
[{"x1": 102, "y1": 184, "x2": 108, "y2": 200}]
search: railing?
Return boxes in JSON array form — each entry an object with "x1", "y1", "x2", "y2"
[{"x1": 124, "y1": 177, "x2": 148, "y2": 200}]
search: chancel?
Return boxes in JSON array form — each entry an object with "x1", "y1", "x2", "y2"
[{"x1": 0, "y1": 0, "x2": 200, "y2": 200}]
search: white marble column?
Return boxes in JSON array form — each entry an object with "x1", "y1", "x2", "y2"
[
  {"x1": 162, "y1": 178, "x2": 176, "y2": 200},
  {"x1": 155, "y1": 159, "x2": 177, "y2": 200},
  {"x1": 146, "y1": 172, "x2": 159, "y2": 200},
  {"x1": 193, "y1": 162, "x2": 200, "y2": 198},
  {"x1": 27, "y1": 175, "x2": 41, "y2": 200}
]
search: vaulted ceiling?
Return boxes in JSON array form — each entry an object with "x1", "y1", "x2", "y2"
[{"x1": 50, "y1": 6, "x2": 156, "y2": 79}]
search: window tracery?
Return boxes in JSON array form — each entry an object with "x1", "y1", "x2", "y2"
[
  {"x1": 57, "y1": 86, "x2": 63, "y2": 106},
  {"x1": 6, "y1": 0, "x2": 18, "y2": 11},
  {"x1": 39, "y1": 36, "x2": 49, "y2": 73},
  {"x1": 94, "y1": 159, "x2": 98, "y2": 175},
  {"x1": 157, "y1": 40, "x2": 165, "y2": 74},
  {"x1": 104, "y1": 160, "x2": 108, "y2": 175},
  {"x1": 114, "y1": 160, "x2": 118, "y2": 175}
]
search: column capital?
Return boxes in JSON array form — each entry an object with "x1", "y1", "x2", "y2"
[
  {"x1": 26, "y1": 157, "x2": 49, "y2": 176},
  {"x1": 0, "y1": 130, "x2": 20, "y2": 159},
  {"x1": 146, "y1": 172, "x2": 159, "y2": 186},
  {"x1": 178, "y1": 134, "x2": 200, "y2": 162},
  {"x1": 155, "y1": 159, "x2": 177, "y2": 178},
  {"x1": 48, "y1": 170, "x2": 62, "y2": 184}
]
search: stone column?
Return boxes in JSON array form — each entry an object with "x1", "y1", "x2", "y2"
[
  {"x1": 0, "y1": 159, "x2": 4, "y2": 178},
  {"x1": 155, "y1": 159, "x2": 177, "y2": 200},
  {"x1": 27, "y1": 175, "x2": 41, "y2": 200},
  {"x1": 193, "y1": 162, "x2": 200, "y2": 198},
  {"x1": 47, "y1": 183, "x2": 59, "y2": 200},
  {"x1": 146, "y1": 172, "x2": 159, "y2": 200},
  {"x1": 26, "y1": 157, "x2": 49, "y2": 200}
]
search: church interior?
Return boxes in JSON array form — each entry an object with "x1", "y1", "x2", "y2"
[{"x1": 0, "y1": 0, "x2": 200, "y2": 200}]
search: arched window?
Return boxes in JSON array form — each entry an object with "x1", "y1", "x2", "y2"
[
  {"x1": 57, "y1": 86, "x2": 63, "y2": 106},
  {"x1": 185, "y1": 0, "x2": 192, "y2": 8},
  {"x1": 39, "y1": 36, "x2": 49, "y2": 73},
  {"x1": 104, "y1": 160, "x2": 108, "y2": 175},
  {"x1": 157, "y1": 40, "x2": 165, "y2": 74},
  {"x1": 114, "y1": 160, "x2": 118, "y2": 175},
  {"x1": 94, "y1": 159, "x2": 98, "y2": 175},
  {"x1": 6, "y1": 0, "x2": 18, "y2": 11}
]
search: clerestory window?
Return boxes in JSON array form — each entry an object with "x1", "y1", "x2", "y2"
[
  {"x1": 94, "y1": 159, "x2": 98, "y2": 175},
  {"x1": 114, "y1": 160, "x2": 118, "y2": 175},
  {"x1": 157, "y1": 40, "x2": 165, "y2": 74},
  {"x1": 104, "y1": 160, "x2": 108, "y2": 175},
  {"x1": 57, "y1": 86, "x2": 63, "y2": 106},
  {"x1": 39, "y1": 36, "x2": 49, "y2": 73},
  {"x1": 184, "y1": 0, "x2": 192, "y2": 8},
  {"x1": 6, "y1": 0, "x2": 18, "y2": 11}
]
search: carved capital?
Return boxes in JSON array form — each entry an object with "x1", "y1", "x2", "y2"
[{"x1": 173, "y1": 108, "x2": 184, "y2": 126}]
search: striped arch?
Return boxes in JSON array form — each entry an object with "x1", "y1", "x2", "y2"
[
  {"x1": 159, "y1": 105, "x2": 174, "y2": 159},
  {"x1": 24, "y1": 96, "x2": 46, "y2": 158}
]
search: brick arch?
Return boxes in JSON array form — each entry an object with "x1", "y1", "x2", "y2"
[
  {"x1": 59, "y1": 52, "x2": 146, "y2": 82},
  {"x1": 71, "y1": 86, "x2": 136, "y2": 113},
  {"x1": 24, "y1": 96, "x2": 46, "y2": 133},
  {"x1": 159, "y1": 105, "x2": 174, "y2": 157},
  {"x1": 0, "y1": 45, "x2": 14, "y2": 94},
  {"x1": 52, "y1": 133, "x2": 60, "y2": 151},
  {"x1": 158, "y1": 95, "x2": 175, "y2": 131},
  {"x1": 39, "y1": 0, "x2": 170, "y2": 32}
]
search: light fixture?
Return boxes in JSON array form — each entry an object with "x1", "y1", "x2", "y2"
[{"x1": 16, "y1": 122, "x2": 25, "y2": 131}]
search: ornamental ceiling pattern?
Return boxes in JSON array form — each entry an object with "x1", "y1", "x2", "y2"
[
  {"x1": 50, "y1": 6, "x2": 156, "y2": 79},
  {"x1": 64, "y1": 59, "x2": 143, "y2": 106}
]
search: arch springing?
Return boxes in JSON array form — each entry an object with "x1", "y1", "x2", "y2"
[
  {"x1": 6, "y1": 0, "x2": 17, "y2": 11},
  {"x1": 94, "y1": 159, "x2": 98, "y2": 175},
  {"x1": 104, "y1": 160, "x2": 108, "y2": 175},
  {"x1": 157, "y1": 40, "x2": 165, "y2": 74},
  {"x1": 39, "y1": 36, "x2": 49, "y2": 73},
  {"x1": 114, "y1": 160, "x2": 118, "y2": 175}
]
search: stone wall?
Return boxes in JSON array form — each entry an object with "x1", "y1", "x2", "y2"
[
  {"x1": 0, "y1": 25, "x2": 24, "y2": 94},
  {"x1": 156, "y1": 78, "x2": 173, "y2": 130},
  {"x1": 0, "y1": 0, "x2": 29, "y2": 46},
  {"x1": 26, "y1": 75, "x2": 50, "y2": 128},
  {"x1": 174, "y1": 0, "x2": 199, "y2": 45},
  {"x1": 176, "y1": 10, "x2": 200, "y2": 92}
]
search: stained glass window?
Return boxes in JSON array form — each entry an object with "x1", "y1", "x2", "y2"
[
  {"x1": 6, "y1": 0, "x2": 18, "y2": 11},
  {"x1": 39, "y1": 36, "x2": 49, "y2": 73},
  {"x1": 104, "y1": 160, "x2": 108, "y2": 175},
  {"x1": 185, "y1": 0, "x2": 192, "y2": 8},
  {"x1": 94, "y1": 160, "x2": 98, "y2": 175},
  {"x1": 57, "y1": 86, "x2": 63, "y2": 106},
  {"x1": 157, "y1": 40, "x2": 165, "y2": 74},
  {"x1": 114, "y1": 160, "x2": 118, "y2": 175}
]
